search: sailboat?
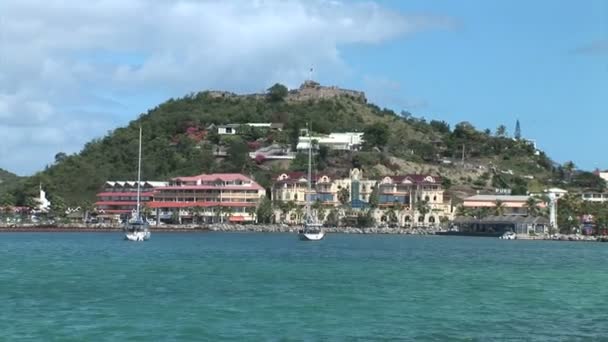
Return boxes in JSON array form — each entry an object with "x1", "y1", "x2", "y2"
[
  {"x1": 298, "y1": 125, "x2": 325, "y2": 241},
  {"x1": 123, "y1": 126, "x2": 151, "y2": 242}
]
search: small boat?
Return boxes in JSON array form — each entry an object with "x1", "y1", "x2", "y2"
[
  {"x1": 297, "y1": 123, "x2": 325, "y2": 242},
  {"x1": 298, "y1": 222, "x2": 325, "y2": 241},
  {"x1": 123, "y1": 126, "x2": 150, "y2": 242},
  {"x1": 499, "y1": 231, "x2": 517, "y2": 240}
]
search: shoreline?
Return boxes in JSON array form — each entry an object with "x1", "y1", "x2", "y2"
[
  {"x1": 0, "y1": 223, "x2": 438, "y2": 235},
  {"x1": 0, "y1": 223, "x2": 605, "y2": 241}
]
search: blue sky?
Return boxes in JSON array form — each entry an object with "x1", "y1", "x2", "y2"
[{"x1": 1, "y1": 0, "x2": 606, "y2": 175}]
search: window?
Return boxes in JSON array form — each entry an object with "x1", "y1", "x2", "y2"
[
  {"x1": 433, "y1": 196, "x2": 437, "y2": 202},
  {"x1": 418, "y1": 216, "x2": 424, "y2": 223}
]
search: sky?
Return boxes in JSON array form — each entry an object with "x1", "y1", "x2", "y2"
[{"x1": 0, "y1": 0, "x2": 606, "y2": 175}]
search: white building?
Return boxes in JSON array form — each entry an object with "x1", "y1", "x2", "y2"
[
  {"x1": 34, "y1": 184, "x2": 51, "y2": 213},
  {"x1": 595, "y1": 170, "x2": 608, "y2": 183},
  {"x1": 216, "y1": 123, "x2": 284, "y2": 135},
  {"x1": 297, "y1": 132, "x2": 364, "y2": 151},
  {"x1": 581, "y1": 192, "x2": 608, "y2": 203}
]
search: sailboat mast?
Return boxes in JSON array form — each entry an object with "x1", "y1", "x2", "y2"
[
  {"x1": 136, "y1": 126, "x2": 142, "y2": 219},
  {"x1": 306, "y1": 123, "x2": 312, "y2": 218}
]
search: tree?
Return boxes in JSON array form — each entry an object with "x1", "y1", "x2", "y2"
[
  {"x1": 294, "y1": 206, "x2": 304, "y2": 223},
  {"x1": 267, "y1": 83, "x2": 288, "y2": 102},
  {"x1": 430, "y1": 120, "x2": 450, "y2": 134},
  {"x1": 337, "y1": 188, "x2": 350, "y2": 206},
  {"x1": 225, "y1": 138, "x2": 250, "y2": 172},
  {"x1": 0, "y1": 192, "x2": 15, "y2": 206},
  {"x1": 525, "y1": 197, "x2": 540, "y2": 217},
  {"x1": 572, "y1": 171, "x2": 606, "y2": 191},
  {"x1": 326, "y1": 208, "x2": 339, "y2": 226},
  {"x1": 495, "y1": 125, "x2": 507, "y2": 138},
  {"x1": 356, "y1": 210, "x2": 375, "y2": 228},
  {"x1": 363, "y1": 122, "x2": 389, "y2": 150},
  {"x1": 455, "y1": 205, "x2": 470, "y2": 217},
  {"x1": 256, "y1": 196, "x2": 273, "y2": 223},
  {"x1": 54, "y1": 152, "x2": 68, "y2": 164},
  {"x1": 49, "y1": 194, "x2": 67, "y2": 217},
  {"x1": 563, "y1": 161, "x2": 576, "y2": 183},
  {"x1": 494, "y1": 200, "x2": 505, "y2": 216},
  {"x1": 368, "y1": 186, "x2": 379, "y2": 208},
  {"x1": 514, "y1": 120, "x2": 521, "y2": 140},
  {"x1": 206, "y1": 129, "x2": 220, "y2": 145},
  {"x1": 416, "y1": 200, "x2": 431, "y2": 224}
]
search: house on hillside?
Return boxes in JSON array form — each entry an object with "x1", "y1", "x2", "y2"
[
  {"x1": 215, "y1": 123, "x2": 284, "y2": 135},
  {"x1": 297, "y1": 132, "x2": 364, "y2": 151}
]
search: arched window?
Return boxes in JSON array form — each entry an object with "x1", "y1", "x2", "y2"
[
  {"x1": 429, "y1": 216, "x2": 436, "y2": 223},
  {"x1": 404, "y1": 216, "x2": 411, "y2": 222},
  {"x1": 418, "y1": 216, "x2": 424, "y2": 223},
  {"x1": 433, "y1": 196, "x2": 437, "y2": 202},
  {"x1": 425, "y1": 196, "x2": 430, "y2": 202}
]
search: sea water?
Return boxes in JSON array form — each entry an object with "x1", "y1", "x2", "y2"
[{"x1": 1, "y1": 232, "x2": 607, "y2": 341}]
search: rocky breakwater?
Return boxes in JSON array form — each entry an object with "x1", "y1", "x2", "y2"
[{"x1": 207, "y1": 223, "x2": 441, "y2": 235}]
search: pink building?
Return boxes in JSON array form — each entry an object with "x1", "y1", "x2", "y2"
[{"x1": 148, "y1": 173, "x2": 265, "y2": 223}]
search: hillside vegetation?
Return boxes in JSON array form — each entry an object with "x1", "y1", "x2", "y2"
[{"x1": 4, "y1": 82, "x2": 598, "y2": 207}]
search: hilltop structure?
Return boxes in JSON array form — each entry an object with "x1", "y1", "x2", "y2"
[{"x1": 205, "y1": 80, "x2": 367, "y2": 103}]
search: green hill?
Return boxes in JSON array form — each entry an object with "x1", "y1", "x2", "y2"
[
  {"x1": 11, "y1": 81, "x2": 564, "y2": 207},
  {"x1": 0, "y1": 168, "x2": 21, "y2": 205}
]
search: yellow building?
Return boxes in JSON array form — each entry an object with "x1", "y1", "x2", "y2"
[{"x1": 271, "y1": 169, "x2": 453, "y2": 226}]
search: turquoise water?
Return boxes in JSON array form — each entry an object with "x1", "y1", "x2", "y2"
[{"x1": 1, "y1": 233, "x2": 607, "y2": 341}]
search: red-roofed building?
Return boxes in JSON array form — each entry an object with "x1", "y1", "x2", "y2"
[
  {"x1": 271, "y1": 169, "x2": 453, "y2": 226},
  {"x1": 94, "y1": 181, "x2": 168, "y2": 221},
  {"x1": 148, "y1": 173, "x2": 265, "y2": 223}
]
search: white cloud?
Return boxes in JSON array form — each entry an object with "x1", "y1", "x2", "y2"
[{"x1": 0, "y1": 0, "x2": 452, "y2": 175}]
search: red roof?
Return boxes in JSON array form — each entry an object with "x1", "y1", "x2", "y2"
[
  {"x1": 95, "y1": 201, "x2": 137, "y2": 206},
  {"x1": 274, "y1": 171, "x2": 334, "y2": 184},
  {"x1": 96, "y1": 192, "x2": 154, "y2": 197},
  {"x1": 172, "y1": 173, "x2": 253, "y2": 182},
  {"x1": 382, "y1": 174, "x2": 442, "y2": 184},
  {"x1": 157, "y1": 185, "x2": 263, "y2": 191},
  {"x1": 146, "y1": 201, "x2": 257, "y2": 209}
]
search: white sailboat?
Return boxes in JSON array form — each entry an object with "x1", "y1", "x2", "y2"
[
  {"x1": 124, "y1": 126, "x2": 151, "y2": 242},
  {"x1": 298, "y1": 125, "x2": 325, "y2": 241}
]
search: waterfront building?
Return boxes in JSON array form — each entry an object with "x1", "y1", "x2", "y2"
[
  {"x1": 452, "y1": 215, "x2": 550, "y2": 235},
  {"x1": 461, "y1": 194, "x2": 546, "y2": 216},
  {"x1": 271, "y1": 168, "x2": 376, "y2": 208},
  {"x1": 147, "y1": 173, "x2": 265, "y2": 223},
  {"x1": 94, "y1": 181, "x2": 168, "y2": 222},
  {"x1": 376, "y1": 175, "x2": 452, "y2": 225},
  {"x1": 271, "y1": 169, "x2": 452, "y2": 226}
]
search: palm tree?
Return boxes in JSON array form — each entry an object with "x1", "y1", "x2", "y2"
[
  {"x1": 294, "y1": 206, "x2": 304, "y2": 223},
  {"x1": 223, "y1": 206, "x2": 234, "y2": 223},
  {"x1": 563, "y1": 161, "x2": 576, "y2": 183},
  {"x1": 455, "y1": 205, "x2": 470, "y2": 217},
  {"x1": 494, "y1": 200, "x2": 505, "y2": 216},
  {"x1": 416, "y1": 200, "x2": 431, "y2": 226},
  {"x1": 246, "y1": 206, "x2": 257, "y2": 223},
  {"x1": 337, "y1": 188, "x2": 350, "y2": 207},
  {"x1": 525, "y1": 197, "x2": 540, "y2": 217},
  {"x1": 192, "y1": 206, "x2": 204, "y2": 224}
]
